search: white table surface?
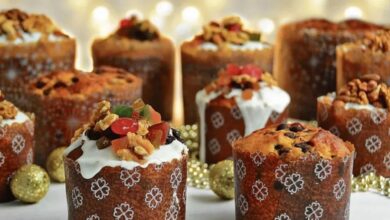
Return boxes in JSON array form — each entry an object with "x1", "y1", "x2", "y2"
[{"x1": 0, "y1": 183, "x2": 389, "y2": 220}]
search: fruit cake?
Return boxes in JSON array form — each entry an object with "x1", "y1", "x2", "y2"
[
  {"x1": 0, "y1": 8, "x2": 75, "y2": 109},
  {"x1": 233, "y1": 122, "x2": 354, "y2": 219},
  {"x1": 182, "y1": 16, "x2": 273, "y2": 124},
  {"x1": 64, "y1": 100, "x2": 188, "y2": 220},
  {"x1": 337, "y1": 30, "x2": 390, "y2": 90},
  {"x1": 196, "y1": 64, "x2": 290, "y2": 164},
  {"x1": 27, "y1": 66, "x2": 142, "y2": 165},
  {"x1": 0, "y1": 90, "x2": 34, "y2": 202},
  {"x1": 92, "y1": 16, "x2": 174, "y2": 120},
  {"x1": 318, "y1": 74, "x2": 390, "y2": 177},
  {"x1": 274, "y1": 18, "x2": 387, "y2": 120}
]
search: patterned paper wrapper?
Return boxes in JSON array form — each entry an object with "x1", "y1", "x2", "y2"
[
  {"x1": 233, "y1": 150, "x2": 353, "y2": 220},
  {"x1": 273, "y1": 19, "x2": 386, "y2": 120},
  {"x1": 336, "y1": 44, "x2": 390, "y2": 91},
  {"x1": 203, "y1": 101, "x2": 288, "y2": 164},
  {"x1": 0, "y1": 39, "x2": 76, "y2": 110},
  {"x1": 317, "y1": 98, "x2": 390, "y2": 177},
  {"x1": 181, "y1": 42, "x2": 274, "y2": 124},
  {"x1": 64, "y1": 154, "x2": 187, "y2": 220},
  {"x1": 27, "y1": 85, "x2": 141, "y2": 166},
  {"x1": 92, "y1": 37, "x2": 175, "y2": 120},
  {"x1": 0, "y1": 119, "x2": 34, "y2": 203}
]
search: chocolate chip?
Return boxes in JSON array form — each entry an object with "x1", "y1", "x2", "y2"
[
  {"x1": 43, "y1": 88, "x2": 52, "y2": 96},
  {"x1": 53, "y1": 81, "x2": 67, "y2": 89},
  {"x1": 275, "y1": 144, "x2": 290, "y2": 156},
  {"x1": 71, "y1": 77, "x2": 79, "y2": 83},
  {"x1": 86, "y1": 129, "x2": 102, "y2": 140},
  {"x1": 96, "y1": 136, "x2": 111, "y2": 149},
  {"x1": 289, "y1": 123, "x2": 305, "y2": 132},
  {"x1": 35, "y1": 80, "x2": 46, "y2": 89},
  {"x1": 294, "y1": 142, "x2": 311, "y2": 153},
  {"x1": 284, "y1": 132, "x2": 297, "y2": 139},
  {"x1": 276, "y1": 123, "x2": 287, "y2": 131}
]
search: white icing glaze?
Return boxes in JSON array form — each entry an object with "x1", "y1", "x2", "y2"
[
  {"x1": 196, "y1": 82, "x2": 290, "y2": 162},
  {"x1": 199, "y1": 41, "x2": 268, "y2": 51},
  {"x1": 64, "y1": 131, "x2": 188, "y2": 179},
  {"x1": 319, "y1": 93, "x2": 379, "y2": 112},
  {"x1": 0, "y1": 32, "x2": 64, "y2": 44},
  {"x1": 0, "y1": 111, "x2": 30, "y2": 127}
]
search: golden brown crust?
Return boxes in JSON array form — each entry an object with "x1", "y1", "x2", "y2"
[
  {"x1": 29, "y1": 66, "x2": 141, "y2": 99},
  {"x1": 0, "y1": 9, "x2": 69, "y2": 41},
  {"x1": 273, "y1": 18, "x2": 387, "y2": 120},
  {"x1": 233, "y1": 123, "x2": 354, "y2": 160}
]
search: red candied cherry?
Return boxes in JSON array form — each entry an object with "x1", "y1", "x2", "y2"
[
  {"x1": 226, "y1": 64, "x2": 241, "y2": 76},
  {"x1": 120, "y1": 18, "x2": 133, "y2": 28},
  {"x1": 111, "y1": 118, "x2": 139, "y2": 136},
  {"x1": 241, "y1": 64, "x2": 263, "y2": 79},
  {"x1": 228, "y1": 23, "x2": 241, "y2": 32},
  {"x1": 131, "y1": 111, "x2": 141, "y2": 120}
]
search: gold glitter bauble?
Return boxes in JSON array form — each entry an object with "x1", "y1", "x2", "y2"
[
  {"x1": 187, "y1": 159, "x2": 209, "y2": 189},
  {"x1": 209, "y1": 160, "x2": 235, "y2": 200},
  {"x1": 46, "y1": 147, "x2": 66, "y2": 182},
  {"x1": 11, "y1": 164, "x2": 50, "y2": 203}
]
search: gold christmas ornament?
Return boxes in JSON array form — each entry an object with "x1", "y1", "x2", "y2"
[
  {"x1": 209, "y1": 160, "x2": 235, "y2": 200},
  {"x1": 46, "y1": 147, "x2": 66, "y2": 182},
  {"x1": 10, "y1": 164, "x2": 50, "y2": 203},
  {"x1": 187, "y1": 159, "x2": 209, "y2": 189}
]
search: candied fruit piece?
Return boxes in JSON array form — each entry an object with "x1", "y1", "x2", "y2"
[
  {"x1": 241, "y1": 64, "x2": 262, "y2": 79},
  {"x1": 113, "y1": 105, "x2": 133, "y2": 118},
  {"x1": 146, "y1": 122, "x2": 170, "y2": 147},
  {"x1": 226, "y1": 64, "x2": 241, "y2": 76},
  {"x1": 132, "y1": 99, "x2": 145, "y2": 112},
  {"x1": 111, "y1": 136, "x2": 129, "y2": 152},
  {"x1": 140, "y1": 105, "x2": 161, "y2": 124},
  {"x1": 111, "y1": 118, "x2": 139, "y2": 136}
]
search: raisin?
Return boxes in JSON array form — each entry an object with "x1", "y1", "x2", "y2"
[
  {"x1": 103, "y1": 128, "x2": 120, "y2": 140},
  {"x1": 294, "y1": 142, "x2": 311, "y2": 153},
  {"x1": 276, "y1": 123, "x2": 287, "y2": 131},
  {"x1": 284, "y1": 132, "x2": 297, "y2": 139},
  {"x1": 35, "y1": 80, "x2": 46, "y2": 89},
  {"x1": 172, "y1": 129, "x2": 184, "y2": 143},
  {"x1": 274, "y1": 144, "x2": 283, "y2": 150},
  {"x1": 275, "y1": 144, "x2": 290, "y2": 156},
  {"x1": 96, "y1": 136, "x2": 111, "y2": 149},
  {"x1": 166, "y1": 135, "x2": 175, "y2": 145},
  {"x1": 86, "y1": 129, "x2": 102, "y2": 140},
  {"x1": 289, "y1": 123, "x2": 305, "y2": 132}
]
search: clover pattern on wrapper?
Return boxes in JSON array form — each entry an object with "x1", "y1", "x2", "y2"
[
  {"x1": 234, "y1": 153, "x2": 353, "y2": 220},
  {"x1": 318, "y1": 92, "x2": 390, "y2": 177}
]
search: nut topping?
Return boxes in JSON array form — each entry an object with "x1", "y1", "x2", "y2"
[{"x1": 336, "y1": 74, "x2": 390, "y2": 108}]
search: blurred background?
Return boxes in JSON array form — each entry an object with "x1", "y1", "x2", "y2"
[
  {"x1": 1, "y1": 0, "x2": 389, "y2": 70},
  {"x1": 1, "y1": 0, "x2": 390, "y2": 124}
]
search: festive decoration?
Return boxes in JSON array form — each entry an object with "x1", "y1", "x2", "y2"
[
  {"x1": 10, "y1": 164, "x2": 50, "y2": 203},
  {"x1": 46, "y1": 147, "x2": 66, "y2": 183},
  {"x1": 178, "y1": 124, "x2": 199, "y2": 159},
  {"x1": 209, "y1": 160, "x2": 234, "y2": 199},
  {"x1": 187, "y1": 159, "x2": 209, "y2": 189}
]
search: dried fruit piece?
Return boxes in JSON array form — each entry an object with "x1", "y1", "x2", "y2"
[
  {"x1": 111, "y1": 136, "x2": 129, "y2": 152},
  {"x1": 241, "y1": 64, "x2": 262, "y2": 79},
  {"x1": 113, "y1": 105, "x2": 133, "y2": 118},
  {"x1": 96, "y1": 136, "x2": 111, "y2": 149},
  {"x1": 146, "y1": 122, "x2": 170, "y2": 147},
  {"x1": 140, "y1": 105, "x2": 161, "y2": 124},
  {"x1": 132, "y1": 99, "x2": 145, "y2": 112},
  {"x1": 111, "y1": 118, "x2": 139, "y2": 136},
  {"x1": 86, "y1": 129, "x2": 102, "y2": 140},
  {"x1": 226, "y1": 64, "x2": 241, "y2": 75},
  {"x1": 242, "y1": 89, "x2": 253, "y2": 100}
]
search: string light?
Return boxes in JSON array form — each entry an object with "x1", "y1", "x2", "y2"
[
  {"x1": 156, "y1": 1, "x2": 174, "y2": 17},
  {"x1": 258, "y1": 18, "x2": 275, "y2": 34},
  {"x1": 182, "y1": 6, "x2": 200, "y2": 23},
  {"x1": 344, "y1": 6, "x2": 363, "y2": 19},
  {"x1": 92, "y1": 6, "x2": 109, "y2": 23}
]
